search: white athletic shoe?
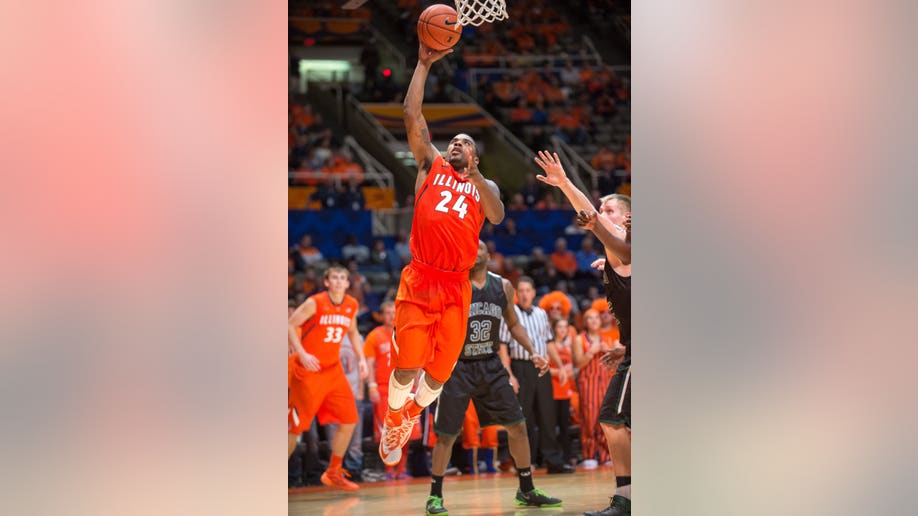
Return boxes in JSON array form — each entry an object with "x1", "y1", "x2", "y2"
[
  {"x1": 379, "y1": 402, "x2": 420, "y2": 466},
  {"x1": 582, "y1": 459, "x2": 599, "y2": 470}
]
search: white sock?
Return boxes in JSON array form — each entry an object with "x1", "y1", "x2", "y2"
[
  {"x1": 413, "y1": 373, "x2": 443, "y2": 408},
  {"x1": 387, "y1": 372, "x2": 413, "y2": 411},
  {"x1": 615, "y1": 484, "x2": 631, "y2": 499}
]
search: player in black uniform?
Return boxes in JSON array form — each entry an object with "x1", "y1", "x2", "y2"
[
  {"x1": 425, "y1": 240, "x2": 563, "y2": 516},
  {"x1": 534, "y1": 151, "x2": 632, "y2": 516}
]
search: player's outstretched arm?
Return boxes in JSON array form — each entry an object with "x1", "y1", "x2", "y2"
[
  {"x1": 501, "y1": 279, "x2": 548, "y2": 376},
  {"x1": 404, "y1": 43, "x2": 452, "y2": 192},
  {"x1": 577, "y1": 209, "x2": 631, "y2": 265},
  {"x1": 289, "y1": 297, "x2": 320, "y2": 371},
  {"x1": 534, "y1": 150, "x2": 624, "y2": 256},
  {"x1": 534, "y1": 150, "x2": 596, "y2": 213}
]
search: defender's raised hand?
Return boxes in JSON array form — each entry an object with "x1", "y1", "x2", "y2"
[{"x1": 534, "y1": 150, "x2": 569, "y2": 187}]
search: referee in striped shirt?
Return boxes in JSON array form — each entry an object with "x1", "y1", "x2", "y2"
[{"x1": 500, "y1": 277, "x2": 574, "y2": 474}]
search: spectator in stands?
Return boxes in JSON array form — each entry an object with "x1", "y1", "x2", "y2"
[
  {"x1": 531, "y1": 98, "x2": 549, "y2": 125},
  {"x1": 572, "y1": 310, "x2": 613, "y2": 469},
  {"x1": 508, "y1": 193, "x2": 527, "y2": 211},
  {"x1": 534, "y1": 191, "x2": 560, "y2": 210},
  {"x1": 510, "y1": 99, "x2": 534, "y2": 132},
  {"x1": 551, "y1": 237, "x2": 578, "y2": 279},
  {"x1": 592, "y1": 146, "x2": 617, "y2": 172},
  {"x1": 555, "y1": 280, "x2": 581, "y2": 327},
  {"x1": 575, "y1": 236, "x2": 601, "y2": 278},
  {"x1": 292, "y1": 235, "x2": 323, "y2": 271},
  {"x1": 393, "y1": 230, "x2": 411, "y2": 265},
  {"x1": 548, "y1": 317, "x2": 576, "y2": 467},
  {"x1": 497, "y1": 217, "x2": 519, "y2": 237},
  {"x1": 541, "y1": 261, "x2": 560, "y2": 292},
  {"x1": 560, "y1": 59, "x2": 580, "y2": 87},
  {"x1": 311, "y1": 181, "x2": 343, "y2": 209},
  {"x1": 592, "y1": 298, "x2": 621, "y2": 346},
  {"x1": 342, "y1": 234, "x2": 370, "y2": 263},
  {"x1": 519, "y1": 175, "x2": 543, "y2": 208},
  {"x1": 346, "y1": 259, "x2": 370, "y2": 314},
  {"x1": 486, "y1": 240, "x2": 505, "y2": 275},
  {"x1": 526, "y1": 247, "x2": 548, "y2": 279},
  {"x1": 341, "y1": 180, "x2": 365, "y2": 211},
  {"x1": 539, "y1": 290, "x2": 573, "y2": 322},
  {"x1": 301, "y1": 267, "x2": 319, "y2": 298},
  {"x1": 369, "y1": 239, "x2": 389, "y2": 267},
  {"x1": 565, "y1": 216, "x2": 587, "y2": 235}
]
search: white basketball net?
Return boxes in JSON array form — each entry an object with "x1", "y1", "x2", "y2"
[{"x1": 454, "y1": 0, "x2": 509, "y2": 26}]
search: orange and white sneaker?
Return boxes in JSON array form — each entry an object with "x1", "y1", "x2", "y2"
[
  {"x1": 320, "y1": 468, "x2": 360, "y2": 491},
  {"x1": 379, "y1": 401, "x2": 421, "y2": 466}
]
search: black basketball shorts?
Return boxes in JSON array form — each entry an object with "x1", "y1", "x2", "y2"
[
  {"x1": 433, "y1": 355, "x2": 526, "y2": 437},
  {"x1": 599, "y1": 356, "x2": 631, "y2": 428}
]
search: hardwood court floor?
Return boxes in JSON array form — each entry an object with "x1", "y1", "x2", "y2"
[{"x1": 289, "y1": 467, "x2": 615, "y2": 515}]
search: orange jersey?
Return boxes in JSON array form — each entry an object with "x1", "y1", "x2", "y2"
[
  {"x1": 363, "y1": 325, "x2": 395, "y2": 388},
  {"x1": 410, "y1": 156, "x2": 487, "y2": 272},
  {"x1": 600, "y1": 326, "x2": 620, "y2": 345},
  {"x1": 299, "y1": 292, "x2": 359, "y2": 368}
]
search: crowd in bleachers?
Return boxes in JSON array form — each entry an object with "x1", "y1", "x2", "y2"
[{"x1": 289, "y1": 104, "x2": 371, "y2": 208}]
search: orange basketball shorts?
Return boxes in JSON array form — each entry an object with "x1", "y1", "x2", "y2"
[
  {"x1": 288, "y1": 355, "x2": 358, "y2": 435},
  {"x1": 393, "y1": 259, "x2": 472, "y2": 384}
]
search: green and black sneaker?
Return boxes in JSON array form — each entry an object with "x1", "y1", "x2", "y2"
[
  {"x1": 583, "y1": 495, "x2": 631, "y2": 516},
  {"x1": 514, "y1": 488, "x2": 563, "y2": 507},
  {"x1": 426, "y1": 495, "x2": 448, "y2": 515}
]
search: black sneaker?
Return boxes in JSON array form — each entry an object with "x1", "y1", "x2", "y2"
[
  {"x1": 426, "y1": 495, "x2": 448, "y2": 515},
  {"x1": 583, "y1": 495, "x2": 631, "y2": 516},
  {"x1": 514, "y1": 488, "x2": 563, "y2": 507}
]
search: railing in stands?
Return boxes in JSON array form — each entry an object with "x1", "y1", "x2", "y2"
[
  {"x1": 582, "y1": 35, "x2": 603, "y2": 64},
  {"x1": 371, "y1": 207, "x2": 414, "y2": 236},
  {"x1": 551, "y1": 135, "x2": 598, "y2": 192},
  {"x1": 346, "y1": 91, "x2": 400, "y2": 147},
  {"x1": 343, "y1": 136, "x2": 394, "y2": 189}
]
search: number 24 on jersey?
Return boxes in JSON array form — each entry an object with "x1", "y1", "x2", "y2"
[{"x1": 434, "y1": 191, "x2": 468, "y2": 219}]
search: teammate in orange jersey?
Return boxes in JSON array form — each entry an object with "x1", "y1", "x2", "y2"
[
  {"x1": 379, "y1": 43, "x2": 506, "y2": 466},
  {"x1": 363, "y1": 301, "x2": 410, "y2": 479},
  {"x1": 288, "y1": 265, "x2": 368, "y2": 491}
]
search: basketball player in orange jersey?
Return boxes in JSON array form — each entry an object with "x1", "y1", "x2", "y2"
[
  {"x1": 379, "y1": 42, "x2": 506, "y2": 466},
  {"x1": 363, "y1": 301, "x2": 411, "y2": 479},
  {"x1": 288, "y1": 266, "x2": 368, "y2": 491}
]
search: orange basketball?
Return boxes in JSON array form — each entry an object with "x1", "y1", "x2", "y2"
[{"x1": 417, "y1": 4, "x2": 462, "y2": 51}]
